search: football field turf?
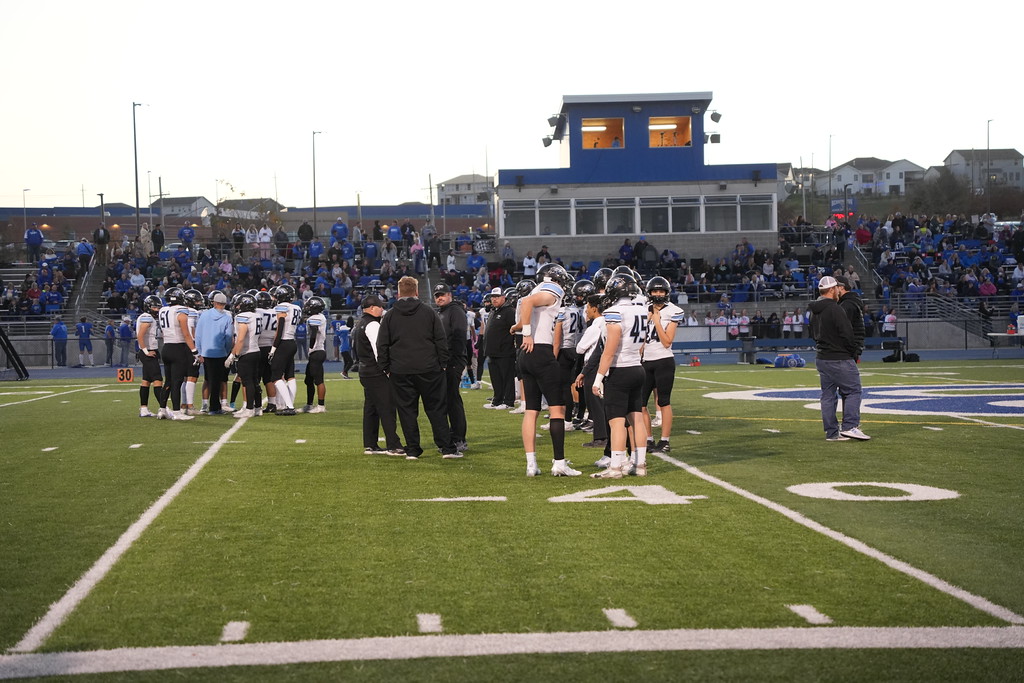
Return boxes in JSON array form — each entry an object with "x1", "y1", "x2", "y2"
[{"x1": 1, "y1": 360, "x2": 1023, "y2": 681}]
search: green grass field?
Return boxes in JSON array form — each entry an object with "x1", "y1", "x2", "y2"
[{"x1": 1, "y1": 360, "x2": 1023, "y2": 681}]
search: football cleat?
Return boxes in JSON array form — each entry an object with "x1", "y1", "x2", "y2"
[
  {"x1": 308, "y1": 405, "x2": 326, "y2": 414},
  {"x1": 594, "y1": 455, "x2": 611, "y2": 468},
  {"x1": 233, "y1": 408, "x2": 254, "y2": 418},
  {"x1": 170, "y1": 410, "x2": 194, "y2": 421},
  {"x1": 526, "y1": 465, "x2": 542, "y2": 477},
  {"x1": 551, "y1": 459, "x2": 582, "y2": 477},
  {"x1": 590, "y1": 466, "x2": 625, "y2": 479},
  {"x1": 139, "y1": 408, "x2": 154, "y2": 418}
]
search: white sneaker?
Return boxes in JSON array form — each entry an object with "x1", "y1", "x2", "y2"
[
  {"x1": 170, "y1": 410, "x2": 194, "y2": 421},
  {"x1": 483, "y1": 402, "x2": 496, "y2": 409},
  {"x1": 491, "y1": 404, "x2": 511, "y2": 410},
  {"x1": 157, "y1": 408, "x2": 170, "y2": 420},
  {"x1": 254, "y1": 407, "x2": 263, "y2": 417},
  {"x1": 540, "y1": 422, "x2": 551, "y2": 430},
  {"x1": 233, "y1": 408, "x2": 254, "y2": 418},
  {"x1": 470, "y1": 382, "x2": 481, "y2": 390},
  {"x1": 526, "y1": 465, "x2": 542, "y2": 477},
  {"x1": 651, "y1": 415, "x2": 662, "y2": 428},
  {"x1": 139, "y1": 408, "x2": 154, "y2": 418},
  {"x1": 509, "y1": 405, "x2": 525, "y2": 415},
  {"x1": 594, "y1": 455, "x2": 611, "y2": 468},
  {"x1": 301, "y1": 404, "x2": 313, "y2": 413},
  {"x1": 563, "y1": 420, "x2": 575, "y2": 432},
  {"x1": 551, "y1": 459, "x2": 582, "y2": 477},
  {"x1": 220, "y1": 405, "x2": 236, "y2": 413},
  {"x1": 840, "y1": 427, "x2": 871, "y2": 441},
  {"x1": 308, "y1": 405, "x2": 326, "y2": 414}
]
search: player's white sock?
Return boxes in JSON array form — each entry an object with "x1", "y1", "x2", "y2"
[
  {"x1": 185, "y1": 381, "x2": 196, "y2": 407},
  {"x1": 286, "y1": 378, "x2": 297, "y2": 408},
  {"x1": 275, "y1": 380, "x2": 289, "y2": 408}
]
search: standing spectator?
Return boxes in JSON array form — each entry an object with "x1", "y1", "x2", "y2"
[
  {"x1": 244, "y1": 224, "x2": 259, "y2": 258},
  {"x1": 150, "y1": 224, "x2": 165, "y2": 254},
  {"x1": 483, "y1": 287, "x2": 516, "y2": 409},
  {"x1": 881, "y1": 307, "x2": 898, "y2": 337},
  {"x1": 75, "y1": 316, "x2": 95, "y2": 367},
  {"x1": 138, "y1": 222, "x2": 154, "y2": 257},
  {"x1": 24, "y1": 223, "x2": 44, "y2": 264},
  {"x1": 75, "y1": 238, "x2": 95, "y2": 277},
  {"x1": 258, "y1": 224, "x2": 274, "y2": 259},
  {"x1": 104, "y1": 319, "x2": 117, "y2": 366},
  {"x1": 333, "y1": 315, "x2": 353, "y2": 378},
  {"x1": 618, "y1": 238, "x2": 634, "y2": 266},
  {"x1": 433, "y1": 283, "x2": 469, "y2": 454},
  {"x1": 352, "y1": 294, "x2": 404, "y2": 454},
  {"x1": 93, "y1": 224, "x2": 112, "y2": 266},
  {"x1": 178, "y1": 223, "x2": 195, "y2": 253},
  {"x1": 376, "y1": 276, "x2": 457, "y2": 459},
  {"x1": 195, "y1": 291, "x2": 234, "y2": 414},
  {"x1": 522, "y1": 251, "x2": 537, "y2": 278},
  {"x1": 50, "y1": 317, "x2": 68, "y2": 367},
  {"x1": 118, "y1": 316, "x2": 134, "y2": 366},
  {"x1": 330, "y1": 217, "x2": 348, "y2": 246},
  {"x1": 231, "y1": 223, "x2": 246, "y2": 256},
  {"x1": 274, "y1": 226, "x2": 290, "y2": 257},
  {"x1": 808, "y1": 276, "x2": 869, "y2": 442},
  {"x1": 295, "y1": 317, "x2": 308, "y2": 361},
  {"x1": 297, "y1": 221, "x2": 314, "y2": 254}
]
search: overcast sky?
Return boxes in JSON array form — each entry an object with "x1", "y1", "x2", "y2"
[{"x1": 2, "y1": 1, "x2": 1019, "y2": 212}]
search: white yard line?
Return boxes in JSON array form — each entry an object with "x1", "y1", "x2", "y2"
[
  {"x1": 674, "y1": 376, "x2": 758, "y2": 389},
  {"x1": 603, "y1": 608, "x2": 638, "y2": 628},
  {"x1": 654, "y1": 453, "x2": 1024, "y2": 626},
  {"x1": 0, "y1": 385, "x2": 102, "y2": 408},
  {"x1": 220, "y1": 622, "x2": 250, "y2": 643},
  {"x1": 786, "y1": 604, "x2": 832, "y2": 625},
  {"x1": 953, "y1": 415, "x2": 1024, "y2": 432},
  {"x1": 10, "y1": 418, "x2": 250, "y2": 654},
  {"x1": 1, "y1": 626, "x2": 1021, "y2": 679}
]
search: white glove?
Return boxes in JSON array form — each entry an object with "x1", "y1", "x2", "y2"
[
  {"x1": 268, "y1": 346, "x2": 276, "y2": 361},
  {"x1": 593, "y1": 372, "x2": 605, "y2": 399},
  {"x1": 224, "y1": 353, "x2": 236, "y2": 368}
]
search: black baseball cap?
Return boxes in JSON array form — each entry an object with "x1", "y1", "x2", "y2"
[
  {"x1": 361, "y1": 294, "x2": 384, "y2": 309},
  {"x1": 833, "y1": 275, "x2": 852, "y2": 289},
  {"x1": 433, "y1": 283, "x2": 451, "y2": 297}
]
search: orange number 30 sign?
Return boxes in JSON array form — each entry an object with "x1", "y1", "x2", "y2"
[{"x1": 116, "y1": 368, "x2": 135, "y2": 383}]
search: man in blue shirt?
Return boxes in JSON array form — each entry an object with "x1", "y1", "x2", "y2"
[
  {"x1": 195, "y1": 291, "x2": 234, "y2": 413},
  {"x1": 308, "y1": 236, "x2": 325, "y2": 262},
  {"x1": 50, "y1": 317, "x2": 68, "y2": 367},
  {"x1": 24, "y1": 224, "x2": 44, "y2": 264},
  {"x1": 118, "y1": 317, "x2": 134, "y2": 367},
  {"x1": 330, "y1": 218, "x2": 348, "y2": 246},
  {"x1": 75, "y1": 316, "x2": 94, "y2": 367},
  {"x1": 104, "y1": 320, "x2": 117, "y2": 366},
  {"x1": 178, "y1": 224, "x2": 195, "y2": 249}
]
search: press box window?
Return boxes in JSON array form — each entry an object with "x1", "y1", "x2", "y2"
[
  {"x1": 582, "y1": 118, "x2": 624, "y2": 149},
  {"x1": 648, "y1": 116, "x2": 692, "y2": 147}
]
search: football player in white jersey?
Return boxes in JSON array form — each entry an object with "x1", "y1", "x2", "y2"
[
  {"x1": 642, "y1": 276, "x2": 683, "y2": 454},
  {"x1": 592, "y1": 273, "x2": 649, "y2": 478},
  {"x1": 514, "y1": 263, "x2": 580, "y2": 477},
  {"x1": 181, "y1": 289, "x2": 204, "y2": 416},
  {"x1": 135, "y1": 295, "x2": 164, "y2": 418},
  {"x1": 225, "y1": 293, "x2": 262, "y2": 418},
  {"x1": 255, "y1": 290, "x2": 279, "y2": 414},
  {"x1": 156, "y1": 287, "x2": 195, "y2": 420},
  {"x1": 268, "y1": 283, "x2": 302, "y2": 416},
  {"x1": 300, "y1": 297, "x2": 328, "y2": 413}
]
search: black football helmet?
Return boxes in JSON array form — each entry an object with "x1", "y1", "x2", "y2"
[
  {"x1": 183, "y1": 289, "x2": 205, "y2": 309},
  {"x1": 603, "y1": 273, "x2": 640, "y2": 308},
  {"x1": 143, "y1": 294, "x2": 163, "y2": 311},
  {"x1": 273, "y1": 284, "x2": 296, "y2": 303},
  {"x1": 646, "y1": 276, "x2": 672, "y2": 305},
  {"x1": 515, "y1": 279, "x2": 536, "y2": 298},
  {"x1": 302, "y1": 296, "x2": 326, "y2": 318},
  {"x1": 234, "y1": 293, "x2": 258, "y2": 313},
  {"x1": 536, "y1": 263, "x2": 572, "y2": 289},
  {"x1": 165, "y1": 287, "x2": 186, "y2": 306},
  {"x1": 571, "y1": 279, "x2": 596, "y2": 306},
  {"x1": 612, "y1": 265, "x2": 635, "y2": 279},
  {"x1": 592, "y1": 267, "x2": 614, "y2": 292},
  {"x1": 502, "y1": 287, "x2": 518, "y2": 306},
  {"x1": 255, "y1": 291, "x2": 274, "y2": 309}
]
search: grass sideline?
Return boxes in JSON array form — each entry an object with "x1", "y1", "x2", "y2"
[{"x1": 1, "y1": 360, "x2": 1023, "y2": 681}]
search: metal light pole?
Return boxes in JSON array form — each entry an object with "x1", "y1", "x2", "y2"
[
  {"x1": 133, "y1": 102, "x2": 142, "y2": 237},
  {"x1": 827, "y1": 134, "x2": 833, "y2": 221},
  {"x1": 22, "y1": 188, "x2": 30, "y2": 233},
  {"x1": 986, "y1": 119, "x2": 993, "y2": 213},
  {"x1": 312, "y1": 131, "x2": 321, "y2": 236},
  {"x1": 147, "y1": 172, "x2": 153, "y2": 225},
  {"x1": 97, "y1": 193, "x2": 105, "y2": 222}
]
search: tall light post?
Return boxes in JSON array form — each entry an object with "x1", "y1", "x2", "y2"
[
  {"x1": 827, "y1": 134, "x2": 834, "y2": 221},
  {"x1": 312, "y1": 131, "x2": 321, "y2": 236},
  {"x1": 147, "y1": 171, "x2": 154, "y2": 225},
  {"x1": 22, "y1": 188, "x2": 30, "y2": 233},
  {"x1": 132, "y1": 102, "x2": 142, "y2": 236},
  {"x1": 986, "y1": 119, "x2": 993, "y2": 213},
  {"x1": 97, "y1": 193, "x2": 105, "y2": 223}
]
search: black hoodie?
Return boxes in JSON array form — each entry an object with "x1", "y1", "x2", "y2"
[
  {"x1": 808, "y1": 295, "x2": 857, "y2": 360},
  {"x1": 837, "y1": 290, "x2": 866, "y2": 356},
  {"x1": 377, "y1": 297, "x2": 448, "y2": 375},
  {"x1": 437, "y1": 300, "x2": 468, "y2": 366}
]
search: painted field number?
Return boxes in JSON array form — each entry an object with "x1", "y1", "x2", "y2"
[
  {"x1": 549, "y1": 485, "x2": 708, "y2": 506},
  {"x1": 116, "y1": 368, "x2": 135, "y2": 383}
]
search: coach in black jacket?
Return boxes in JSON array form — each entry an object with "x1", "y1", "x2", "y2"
[
  {"x1": 434, "y1": 283, "x2": 469, "y2": 452},
  {"x1": 351, "y1": 294, "x2": 402, "y2": 454},
  {"x1": 483, "y1": 288, "x2": 516, "y2": 408},
  {"x1": 377, "y1": 276, "x2": 456, "y2": 459}
]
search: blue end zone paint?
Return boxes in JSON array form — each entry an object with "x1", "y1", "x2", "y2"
[{"x1": 707, "y1": 384, "x2": 1024, "y2": 417}]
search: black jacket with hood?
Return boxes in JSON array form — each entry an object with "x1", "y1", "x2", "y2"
[
  {"x1": 437, "y1": 299, "x2": 468, "y2": 367},
  {"x1": 808, "y1": 296, "x2": 858, "y2": 360},
  {"x1": 377, "y1": 297, "x2": 448, "y2": 375},
  {"x1": 837, "y1": 290, "x2": 866, "y2": 356}
]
